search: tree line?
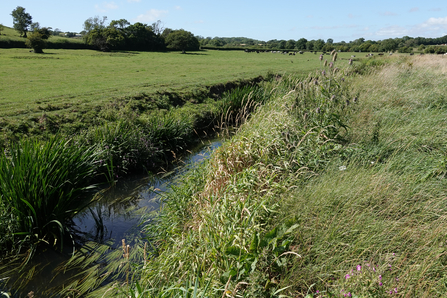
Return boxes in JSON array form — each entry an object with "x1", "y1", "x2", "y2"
[
  {"x1": 9, "y1": 6, "x2": 200, "y2": 53},
  {"x1": 199, "y1": 36, "x2": 447, "y2": 53}
]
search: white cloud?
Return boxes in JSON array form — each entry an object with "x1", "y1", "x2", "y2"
[
  {"x1": 134, "y1": 9, "x2": 168, "y2": 23},
  {"x1": 375, "y1": 25, "x2": 408, "y2": 36},
  {"x1": 371, "y1": 16, "x2": 447, "y2": 39},
  {"x1": 95, "y1": 1, "x2": 118, "y2": 12},
  {"x1": 380, "y1": 11, "x2": 398, "y2": 16}
]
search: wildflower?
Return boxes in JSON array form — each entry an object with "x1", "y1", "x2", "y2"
[
  {"x1": 329, "y1": 62, "x2": 334, "y2": 68},
  {"x1": 348, "y1": 58, "x2": 353, "y2": 65},
  {"x1": 394, "y1": 288, "x2": 398, "y2": 293},
  {"x1": 341, "y1": 77, "x2": 345, "y2": 82},
  {"x1": 316, "y1": 290, "x2": 319, "y2": 294},
  {"x1": 319, "y1": 54, "x2": 323, "y2": 61},
  {"x1": 324, "y1": 59, "x2": 328, "y2": 67},
  {"x1": 345, "y1": 274, "x2": 350, "y2": 279},
  {"x1": 379, "y1": 275, "x2": 382, "y2": 280},
  {"x1": 357, "y1": 265, "x2": 361, "y2": 271},
  {"x1": 379, "y1": 282, "x2": 383, "y2": 286},
  {"x1": 339, "y1": 165, "x2": 347, "y2": 171},
  {"x1": 322, "y1": 70, "x2": 326, "y2": 76}
]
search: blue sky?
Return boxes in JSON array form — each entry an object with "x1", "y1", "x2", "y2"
[{"x1": 1, "y1": 1, "x2": 447, "y2": 42}]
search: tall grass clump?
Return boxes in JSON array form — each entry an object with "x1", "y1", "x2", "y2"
[
  {"x1": 0, "y1": 136, "x2": 101, "y2": 257},
  {"x1": 277, "y1": 54, "x2": 447, "y2": 297}
]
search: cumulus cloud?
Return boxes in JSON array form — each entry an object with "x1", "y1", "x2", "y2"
[
  {"x1": 95, "y1": 1, "x2": 118, "y2": 12},
  {"x1": 134, "y1": 9, "x2": 168, "y2": 23},
  {"x1": 409, "y1": 7, "x2": 419, "y2": 13}
]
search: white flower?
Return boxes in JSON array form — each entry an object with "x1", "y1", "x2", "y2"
[{"x1": 339, "y1": 165, "x2": 347, "y2": 171}]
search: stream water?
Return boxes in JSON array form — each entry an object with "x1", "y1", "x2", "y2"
[{"x1": 1, "y1": 139, "x2": 222, "y2": 297}]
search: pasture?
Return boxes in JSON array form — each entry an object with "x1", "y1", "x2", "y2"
[{"x1": 0, "y1": 48, "x2": 354, "y2": 121}]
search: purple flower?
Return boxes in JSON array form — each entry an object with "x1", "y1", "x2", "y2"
[
  {"x1": 357, "y1": 265, "x2": 361, "y2": 271},
  {"x1": 379, "y1": 275, "x2": 382, "y2": 280},
  {"x1": 316, "y1": 290, "x2": 319, "y2": 294},
  {"x1": 345, "y1": 274, "x2": 350, "y2": 279},
  {"x1": 379, "y1": 282, "x2": 383, "y2": 286},
  {"x1": 322, "y1": 70, "x2": 326, "y2": 76},
  {"x1": 394, "y1": 288, "x2": 398, "y2": 293}
]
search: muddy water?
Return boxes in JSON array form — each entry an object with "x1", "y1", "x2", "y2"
[{"x1": 1, "y1": 139, "x2": 222, "y2": 297}]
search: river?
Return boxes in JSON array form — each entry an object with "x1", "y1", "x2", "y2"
[{"x1": 1, "y1": 139, "x2": 222, "y2": 297}]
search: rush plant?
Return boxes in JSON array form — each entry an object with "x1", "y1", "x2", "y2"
[{"x1": 0, "y1": 136, "x2": 101, "y2": 254}]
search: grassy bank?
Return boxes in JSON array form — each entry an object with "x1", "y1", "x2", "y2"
[{"x1": 52, "y1": 53, "x2": 447, "y2": 297}]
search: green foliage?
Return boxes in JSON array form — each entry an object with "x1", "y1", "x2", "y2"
[
  {"x1": 165, "y1": 29, "x2": 200, "y2": 52},
  {"x1": 25, "y1": 31, "x2": 47, "y2": 53},
  {"x1": 10, "y1": 6, "x2": 32, "y2": 38},
  {"x1": 0, "y1": 136, "x2": 100, "y2": 253}
]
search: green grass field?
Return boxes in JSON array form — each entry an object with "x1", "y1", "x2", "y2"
[{"x1": 0, "y1": 48, "x2": 354, "y2": 120}]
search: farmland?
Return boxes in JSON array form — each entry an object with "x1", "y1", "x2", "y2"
[{"x1": 0, "y1": 48, "x2": 352, "y2": 120}]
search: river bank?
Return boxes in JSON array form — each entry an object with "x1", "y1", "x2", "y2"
[{"x1": 57, "y1": 54, "x2": 447, "y2": 297}]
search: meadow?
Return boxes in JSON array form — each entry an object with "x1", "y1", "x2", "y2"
[{"x1": 0, "y1": 48, "x2": 353, "y2": 121}]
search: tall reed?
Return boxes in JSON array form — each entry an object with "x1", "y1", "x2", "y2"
[{"x1": 0, "y1": 136, "x2": 101, "y2": 255}]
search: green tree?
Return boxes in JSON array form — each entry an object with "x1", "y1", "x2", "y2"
[
  {"x1": 165, "y1": 29, "x2": 200, "y2": 53},
  {"x1": 286, "y1": 39, "x2": 296, "y2": 50},
  {"x1": 314, "y1": 39, "x2": 325, "y2": 51},
  {"x1": 11, "y1": 6, "x2": 32, "y2": 37},
  {"x1": 296, "y1": 38, "x2": 307, "y2": 50},
  {"x1": 26, "y1": 31, "x2": 46, "y2": 53}
]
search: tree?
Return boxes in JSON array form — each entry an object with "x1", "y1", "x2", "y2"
[
  {"x1": 11, "y1": 6, "x2": 32, "y2": 37},
  {"x1": 26, "y1": 32, "x2": 46, "y2": 53},
  {"x1": 296, "y1": 38, "x2": 307, "y2": 50},
  {"x1": 314, "y1": 39, "x2": 325, "y2": 51},
  {"x1": 83, "y1": 16, "x2": 107, "y2": 34},
  {"x1": 327, "y1": 38, "x2": 334, "y2": 44},
  {"x1": 165, "y1": 29, "x2": 199, "y2": 53},
  {"x1": 284, "y1": 39, "x2": 295, "y2": 50},
  {"x1": 0, "y1": 24, "x2": 4, "y2": 35},
  {"x1": 26, "y1": 26, "x2": 51, "y2": 53}
]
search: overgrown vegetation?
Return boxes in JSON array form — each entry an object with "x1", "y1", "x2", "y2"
[{"x1": 43, "y1": 54, "x2": 447, "y2": 298}]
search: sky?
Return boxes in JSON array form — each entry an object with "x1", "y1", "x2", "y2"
[{"x1": 1, "y1": 1, "x2": 447, "y2": 42}]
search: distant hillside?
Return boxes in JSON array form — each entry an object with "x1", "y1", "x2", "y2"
[{"x1": 0, "y1": 25, "x2": 90, "y2": 49}]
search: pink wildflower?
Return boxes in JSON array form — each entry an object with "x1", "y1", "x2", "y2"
[{"x1": 357, "y1": 265, "x2": 361, "y2": 271}]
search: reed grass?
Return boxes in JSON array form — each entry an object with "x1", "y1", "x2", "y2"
[{"x1": 0, "y1": 136, "x2": 101, "y2": 257}]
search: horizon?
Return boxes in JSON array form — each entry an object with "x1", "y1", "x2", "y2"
[{"x1": 1, "y1": 1, "x2": 447, "y2": 43}]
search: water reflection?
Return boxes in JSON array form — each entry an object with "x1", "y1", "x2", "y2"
[{"x1": 73, "y1": 139, "x2": 222, "y2": 246}]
